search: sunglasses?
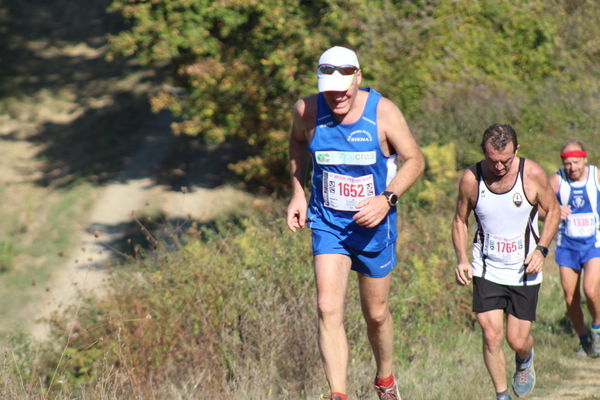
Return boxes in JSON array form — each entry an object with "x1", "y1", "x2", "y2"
[{"x1": 317, "y1": 64, "x2": 358, "y2": 76}]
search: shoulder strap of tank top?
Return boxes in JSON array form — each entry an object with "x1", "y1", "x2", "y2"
[
  {"x1": 590, "y1": 165, "x2": 599, "y2": 190},
  {"x1": 475, "y1": 161, "x2": 483, "y2": 182},
  {"x1": 556, "y1": 168, "x2": 571, "y2": 205},
  {"x1": 518, "y1": 157, "x2": 525, "y2": 178},
  {"x1": 362, "y1": 88, "x2": 382, "y2": 116},
  {"x1": 587, "y1": 165, "x2": 599, "y2": 215}
]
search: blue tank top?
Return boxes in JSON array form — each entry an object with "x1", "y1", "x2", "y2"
[
  {"x1": 556, "y1": 165, "x2": 600, "y2": 250},
  {"x1": 307, "y1": 87, "x2": 398, "y2": 252}
]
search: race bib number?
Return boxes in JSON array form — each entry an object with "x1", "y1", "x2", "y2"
[
  {"x1": 483, "y1": 233, "x2": 525, "y2": 265},
  {"x1": 322, "y1": 172, "x2": 375, "y2": 211},
  {"x1": 566, "y1": 213, "x2": 597, "y2": 237}
]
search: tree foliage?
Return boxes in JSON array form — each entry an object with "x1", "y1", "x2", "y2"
[
  {"x1": 109, "y1": 0, "x2": 369, "y2": 189},
  {"x1": 109, "y1": 0, "x2": 600, "y2": 189}
]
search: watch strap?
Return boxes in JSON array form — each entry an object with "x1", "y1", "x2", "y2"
[{"x1": 535, "y1": 245, "x2": 549, "y2": 257}]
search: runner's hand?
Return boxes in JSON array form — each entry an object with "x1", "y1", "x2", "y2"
[
  {"x1": 560, "y1": 205, "x2": 571, "y2": 220},
  {"x1": 524, "y1": 249, "x2": 545, "y2": 274},
  {"x1": 455, "y1": 262, "x2": 472, "y2": 286},
  {"x1": 353, "y1": 195, "x2": 390, "y2": 228},
  {"x1": 286, "y1": 195, "x2": 307, "y2": 232}
]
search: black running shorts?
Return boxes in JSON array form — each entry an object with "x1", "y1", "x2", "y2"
[{"x1": 472, "y1": 277, "x2": 540, "y2": 321}]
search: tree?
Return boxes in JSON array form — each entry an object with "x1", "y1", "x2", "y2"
[{"x1": 109, "y1": 0, "x2": 369, "y2": 190}]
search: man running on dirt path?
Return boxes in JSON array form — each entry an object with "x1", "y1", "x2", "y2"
[
  {"x1": 286, "y1": 46, "x2": 424, "y2": 400},
  {"x1": 551, "y1": 140, "x2": 600, "y2": 357},
  {"x1": 452, "y1": 124, "x2": 560, "y2": 400}
]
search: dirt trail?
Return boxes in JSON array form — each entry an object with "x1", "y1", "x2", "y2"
[
  {"x1": 28, "y1": 111, "x2": 175, "y2": 339},
  {"x1": 0, "y1": 0, "x2": 258, "y2": 341},
  {"x1": 28, "y1": 111, "x2": 257, "y2": 339},
  {"x1": 529, "y1": 355, "x2": 600, "y2": 400}
]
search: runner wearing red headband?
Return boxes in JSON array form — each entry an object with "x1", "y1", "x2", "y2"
[{"x1": 550, "y1": 140, "x2": 600, "y2": 357}]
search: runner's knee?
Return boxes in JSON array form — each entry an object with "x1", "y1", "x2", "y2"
[
  {"x1": 506, "y1": 332, "x2": 530, "y2": 352},
  {"x1": 362, "y1": 306, "x2": 390, "y2": 327},
  {"x1": 317, "y1": 296, "x2": 344, "y2": 323},
  {"x1": 481, "y1": 326, "x2": 504, "y2": 348},
  {"x1": 582, "y1": 281, "x2": 599, "y2": 301}
]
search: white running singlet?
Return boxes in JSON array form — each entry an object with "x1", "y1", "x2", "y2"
[{"x1": 472, "y1": 158, "x2": 542, "y2": 286}]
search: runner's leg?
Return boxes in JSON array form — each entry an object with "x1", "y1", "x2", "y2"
[
  {"x1": 314, "y1": 253, "x2": 352, "y2": 395},
  {"x1": 476, "y1": 309, "x2": 508, "y2": 393},
  {"x1": 505, "y1": 313, "x2": 533, "y2": 360},
  {"x1": 582, "y1": 258, "x2": 600, "y2": 325},
  {"x1": 560, "y1": 266, "x2": 585, "y2": 335},
  {"x1": 358, "y1": 272, "x2": 393, "y2": 379}
]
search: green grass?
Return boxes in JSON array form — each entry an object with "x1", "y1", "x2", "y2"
[
  {"x1": 0, "y1": 183, "x2": 97, "y2": 332},
  {"x1": 0, "y1": 206, "x2": 590, "y2": 400}
]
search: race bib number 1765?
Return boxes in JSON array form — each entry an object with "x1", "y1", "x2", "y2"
[{"x1": 483, "y1": 233, "x2": 525, "y2": 265}]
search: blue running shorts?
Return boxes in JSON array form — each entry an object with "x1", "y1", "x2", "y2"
[
  {"x1": 555, "y1": 246, "x2": 600, "y2": 271},
  {"x1": 311, "y1": 228, "x2": 396, "y2": 278}
]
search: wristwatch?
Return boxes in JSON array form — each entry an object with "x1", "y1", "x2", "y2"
[
  {"x1": 382, "y1": 191, "x2": 398, "y2": 207},
  {"x1": 535, "y1": 245, "x2": 549, "y2": 258}
]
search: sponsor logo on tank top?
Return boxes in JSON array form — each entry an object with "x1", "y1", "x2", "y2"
[
  {"x1": 573, "y1": 195, "x2": 585, "y2": 209},
  {"x1": 315, "y1": 150, "x2": 376, "y2": 165},
  {"x1": 347, "y1": 129, "x2": 373, "y2": 142},
  {"x1": 513, "y1": 193, "x2": 523, "y2": 207}
]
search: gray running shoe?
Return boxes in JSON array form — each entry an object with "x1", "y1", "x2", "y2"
[
  {"x1": 512, "y1": 348, "x2": 536, "y2": 397},
  {"x1": 591, "y1": 329, "x2": 600, "y2": 356},
  {"x1": 576, "y1": 335, "x2": 593, "y2": 357},
  {"x1": 497, "y1": 392, "x2": 512, "y2": 400},
  {"x1": 375, "y1": 378, "x2": 402, "y2": 400}
]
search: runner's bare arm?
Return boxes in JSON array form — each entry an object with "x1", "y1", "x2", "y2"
[
  {"x1": 452, "y1": 168, "x2": 477, "y2": 285},
  {"x1": 547, "y1": 172, "x2": 570, "y2": 220},
  {"x1": 378, "y1": 98, "x2": 425, "y2": 197},
  {"x1": 286, "y1": 98, "x2": 313, "y2": 232},
  {"x1": 523, "y1": 161, "x2": 560, "y2": 273},
  {"x1": 353, "y1": 98, "x2": 424, "y2": 228}
]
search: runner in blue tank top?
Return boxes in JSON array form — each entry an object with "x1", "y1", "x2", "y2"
[
  {"x1": 550, "y1": 140, "x2": 600, "y2": 357},
  {"x1": 308, "y1": 87, "x2": 398, "y2": 252},
  {"x1": 286, "y1": 46, "x2": 424, "y2": 400}
]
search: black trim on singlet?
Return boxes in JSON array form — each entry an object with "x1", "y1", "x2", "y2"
[
  {"x1": 522, "y1": 205, "x2": 540, "y2": 286},
  {"x1": 518, "y1": 158, "x2": 536, "y2": 207},
  {"x1": 473, "y1": 161, "x2": 483, "y2": 210},
  {"x1": 520, "y1": 158, "x2": 539, "y2": 286},
  {"x1": 473, "y1": 162, "x2": 485, "y2": 244},
  {"x1": 481, "y1": 255, "x2": 488, "y2": 280},
  {"x1": 473, "y1": 214, "x2": 484, "y2": 244},
  {"x1": 474, "y1": 162, "x2": 487, "y2": 278}
]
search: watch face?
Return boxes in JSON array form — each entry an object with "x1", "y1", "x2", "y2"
[{"x1": 383, "y1": 191, "x2": 398, "y2": 207}]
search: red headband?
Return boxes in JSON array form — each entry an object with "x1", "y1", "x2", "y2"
[{"x1": 561, "y1": 150, "x2": 587, "y2": 158}]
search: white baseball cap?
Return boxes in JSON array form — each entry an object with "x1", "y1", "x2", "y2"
[{"x1": 317, "y1": 46, "x2": 360, "y2": 92}]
